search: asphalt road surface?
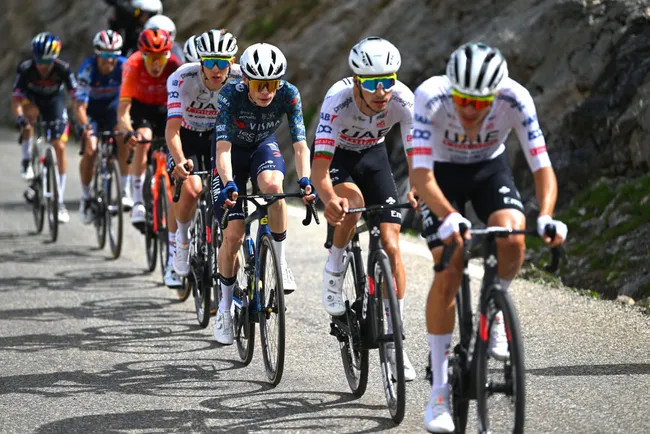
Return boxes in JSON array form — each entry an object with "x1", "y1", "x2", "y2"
[{"x1": 0, "y1": 127, "x2": 648, "y2": 433}]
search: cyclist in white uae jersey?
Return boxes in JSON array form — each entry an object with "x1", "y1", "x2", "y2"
[
  {"x1": 409, "y1": 42, "x2": 568, "y2": 433},
  {"x1": 165, "y1": 29, "x2": 240, "y2": 289},
  {"x1": 312, "y1": 36, "x2": 417, "y2": 382}
]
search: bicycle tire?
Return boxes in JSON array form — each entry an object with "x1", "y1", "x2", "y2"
[
  {"x1": 106, "y1": 160, "x2": 123, "y2": 259},
  {"x1": 143, "y1": 167, "x2": 157, "y2": 272},
  {"x1": 157, "y1": 176, "x2": 170, "y2": 281},
  {"x1": 258, "y1": 234, "x2": 285, "y2": 386},
  {"x1": 338, "y1": 250, "x2": 369, "y2": 396},
  {"x1": 192, "y1": 205, "x2": 210, "y2": 328},
  {"x1": 209, "y1": 210, "x2": 220, "y2": 315},
  {"x1": 372, "y1": 254, "x2": 405, "y2": 424},
  {"x1": 31, "y1": 142, "x2": 45, "y2": 233},
  {"x1": 44, "y1": 148, "x2": 59, "y2": 243},
  {"x1": 234, "y1": 243, "x2": 254, "y2": 365},
  {"x1": 476, "y1": 287, "x2": 526, "y2": 434},
  {"x1": 92, "y1": 160, "x2": 107, "y2": 249}
]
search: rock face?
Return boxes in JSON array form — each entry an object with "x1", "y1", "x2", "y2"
[{"x1": 2, "y1": 0, "x2": 649, "y2": 298}]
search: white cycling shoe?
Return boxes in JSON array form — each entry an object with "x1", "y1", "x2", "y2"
[
  {"x1": 424, "y1": 386, "x2": 455, "y2": 433},
  {"x1": 322, "y1": 268, "x2": 345, "y2": 316},
  {"x1": 387, "y1": 344, "x2": 417, "y2": 382},
  {"x1": 57, "y1": 204, "x2": 70, "y2": 224},
  {"x1": 173, "y1": 234, "x2": 190, "y2": 277},
  {"x1": 488, "y1": 311, "x2": 510, "y2": 361},
  {"x1": 213, "y1": 310, "x2": 234, "y2": 345},
  {"x1": 130, "y1": 202, "x2": 145, "y2": 231},
  {"x1": 164, "y1": 265, "x2": 182, "y2": 288},
  {"x1": 281, "y1": 261, "x2": 296, "y2": 293}
]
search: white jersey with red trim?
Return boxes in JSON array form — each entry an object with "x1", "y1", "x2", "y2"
[
  {"x1": 313, "y1": 77, "x2": 414, "y2": 161},
  {"x1": 410, "y1": 75, "x2": 551, "y2": 172},
  {"x1": 166, "y1": 62, "x2": 242, "y2": 132}
]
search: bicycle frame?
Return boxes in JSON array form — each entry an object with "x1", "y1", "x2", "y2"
[{"x1": 150, "y1": 145, "x2": 172, "y2": 233}]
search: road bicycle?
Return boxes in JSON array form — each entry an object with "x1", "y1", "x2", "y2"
[
  {"x1": 325, "y1": 201, "x2": 412, "y2": 424},
  {"x1": 23, "y1": 120, "x2": 66, "y2": 242},
  {"x1": 426, "y1": 224, "x2": 561, "y2": 433},
  {"x1": 140, "y1": 138, "x2": 172, "y2": 281},
  {"x1": 172, "y1": 169, "x2": 219, "y2": 328},
  {"x1": 225, "y1": 190, "x2": 318, "y2": 386},
  {"x1": 85, "y1": 130, "x2": 124, "y2": 258}
]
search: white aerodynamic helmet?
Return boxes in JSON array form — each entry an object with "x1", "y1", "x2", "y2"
[
  {"x1": 348, "y1": 36, "x2": 401, "y2": 75},
  {"x1": 183, "y1": 35, "x2": 200, "y2": 63},
  {"x1": 446, "y1": 42, "x2": 508, "y2": 97},
  {"x1": 144, "y1": 14, "x2": 176, "y2": 41},
  {"x1": 240, "y1": 43, "x2": 286, "y2": 80},
  {"x1": 195, "y1": 29, "x2": 238, "y2": 58},
  {"x1": 131, "y1": 0, "x2": 163, "y2": 15}
]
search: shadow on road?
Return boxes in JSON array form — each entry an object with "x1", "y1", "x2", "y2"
[{"x1": 528, "y1": 363, "x2": 650, "y2": 376}]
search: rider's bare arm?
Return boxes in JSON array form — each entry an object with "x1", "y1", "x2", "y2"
[
  {"x1": 75, "y1": 100, "x2": 90, "y2": 127},
  {"x1": 533, "y1": 166, "x2": 558, "y2": 217},
  {"x1": 215, "y1": 139, "x2": 234, "y2": 182},
  {"x1": 292, "y1": 140, "x2": 311, "y2": 181},
  {"x1": 410, "y1": 167, "x2": 457, "y2": 218},
  {"x1": 117, "y1": 98, "x2": 133, "y2": 133},
  {"x1": 165, "y1": 117, "x2": 184, "y2": 164}
]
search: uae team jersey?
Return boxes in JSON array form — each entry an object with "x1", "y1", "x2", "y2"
[
  {"x1": 313, "y1": 77, "x2": 414, "y2": 161},
  {"x1": 411, "y1": 76, "x2": 551, "y2": 172},
  {"x1": 119, "y1": 51, "x2": 182, "y2": 106},
  {"x1": 166, "y1": 62, "x2": 242, "y2": 132},
  {"x1": 214, "y1": 80, "x2": 306, "y2": 148}
]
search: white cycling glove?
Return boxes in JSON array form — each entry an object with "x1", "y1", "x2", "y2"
[
  {"x1": 537, "y1": 215, "x2": 568, "y2": 240},
  {"x1": 438, "y1": 212, "x2": 472, "y2": 240}
]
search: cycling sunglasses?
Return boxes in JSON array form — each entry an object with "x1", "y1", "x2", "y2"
[
  {"x1": 142, "y1": 52, "x2": 170, "y2": 68},
  {"x1": 201, "y1": 56, "x2": 233, "y2": 70},
  {"x1": 451, "y1": 89, "x2": 495, "y2": 110},
  {"x1": 357, "y1": 73, "x2": 397, "y2": 92},
  {"x1": 248, "y1": 79, "x2": 281, "y2": 93},
  {"x1": 34, "y1": 57, "x2": 54, "y2": 65},
  {"x1": 97, "y1": 51, "x2": 120, "y2": 59}
]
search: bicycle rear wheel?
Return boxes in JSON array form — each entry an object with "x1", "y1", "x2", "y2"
[
  {"x1": 476, "y1": 288, "x2": 526, "y2": 434},
  {"x1": 338, "y1": 251, "x2": 369, "y2": 396},
  {"x1": 44, "y1": 147, "x2": 59, "y2": 243},
  {"x1": 143, "y1": 167, "x2": 157, "y2": 272},
  {"x1": 106, "y1": 160, "x2": 123, "y2": 259},
  {"x1": 233, "y1": 243, "x2": 254, "y2": 365},
  {"x1": 373, "y1": 254, "x2": 405, "y2": 424},
  {"x1": 92, "y1": 162, "x2": 107, "y2": 249},
  {"x1": 258, "y1": 234, "x2": 285, "y2": 386},
  {"x1": 191, "y1": 207, "x2": 210, "y2": 328},
  {"x1": 156, "y1": 176, "x2": 170, "y2": 281}
]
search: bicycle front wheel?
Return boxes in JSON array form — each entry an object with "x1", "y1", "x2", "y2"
[
  {"x1": 156, "y1": 176, "x2": 170, "y2": 281},
  {"x1": 373, "y1": 254, "x2": 405, "y2": 424},
  {"x1": 258, "y1": 234, "x2": 285, "y2": 386},
  {"x1": 191, "y1": 207, "x2": 210, "y2": 328},
  {"x1": 339, "y1": 251, "x2": 369, "y2": 396},
  {"x1": 106, "y1": 160, "x2": 123, "y2": 259},
  {"x1": 44, "y1": 147, "x2": 59, "y2": 243},
  {"x1": 32, "y1": 173, "x2": 45, "y2": 233},
  {"x1": 92, "y1": 161, "x2": 107, "y2": 249},
  {"x1": 476, "y1": 288, "x2": 526, "y2": 434},
  {"x1": 143, "y1": 167, "x2": 157, "y2": 272},
  {"x1": 233, "y1": 243, "x2": 254, "y2": 365}
]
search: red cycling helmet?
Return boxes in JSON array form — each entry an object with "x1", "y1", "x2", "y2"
[{"x1": 138, "y1": 28, "x2": 172, "y2": 54}]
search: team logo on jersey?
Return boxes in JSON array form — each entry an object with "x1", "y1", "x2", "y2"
[
  {"x1": 234, "y1": 120, "x2": 246, "y2": 129},
  {"x1": 498, "y1": 186, "x2": 511, "y2": 194},
  {"x1": 377, "y1": 120, "x2": 386, "y2": 128}
]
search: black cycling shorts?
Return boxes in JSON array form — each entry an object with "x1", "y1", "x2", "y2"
[
  {"x1": 330, "y1": 144, "x2": 402, "y2": 225},
  {"x1": 25, "y1": 91, "x2": 68, "y2": 139},
  {"x1": 130, "y1": 99, "x2": 167, "y2": 139},
  {"x1": 420, "y1": 152, "x2": 525, "y2": 249},
  {"x1": 167, "y1": 127, "x2": 214, "y2": 183}
]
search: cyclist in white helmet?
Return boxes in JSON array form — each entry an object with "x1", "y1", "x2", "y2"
[
  {"x1": 211, "y1": 42, "x2": 315, "y2": 345},
  {"x1": 165, "y1": 29, "x2": 241, "y2": 289},
  {"x1": 144, "y1": 14, "x2": 185, "y2": 62},
  {"x1": 182, "y1": 35, "x2": 200, "y2": 63},
  {"x1": 312, "y1": 36, "x2": 418, "y2": 382},
  {"x1": 410, "y1": 42, "x2": 567, "y2": 433}
]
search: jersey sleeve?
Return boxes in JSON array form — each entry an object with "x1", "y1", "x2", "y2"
[
  {"x1": 313, "y1": 93, "x2": 341, "y2": 162},
  {"x1": 509, "y1": 88, "x2": 552, "y2": 172},
  {"x1": 64, "y1": 65, "x2": 77, "y2": 94},
  {"x1": 12, "y1": 65, "x2": 27, "y2": 99},
  {"x1": 410, "y1": 84, "x2": 436, "y2": 170},
  {"x1": 214, "y1": 84, "x2": 236, "y2": 142},
  {"x1": 396, "y1": 87, "x2": 415, "y2": 159},
  {"x1": 75, "y1": 59, "x2": 93, "y2": 104},
  {"x1": 284, "y1": 83, "x2": 306, "y2": 143},
  {"x1": 166, "y1": 71, "x2": 182, "y2": 119},
  {"x1": 119, "y1": 59, "x2": 137, "y2": 101}
]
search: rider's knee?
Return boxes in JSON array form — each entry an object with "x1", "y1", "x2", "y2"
[{"x1": 497, "y1": 234, "x2": 525, "y2": 255}]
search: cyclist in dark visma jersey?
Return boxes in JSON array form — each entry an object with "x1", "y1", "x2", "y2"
[
  {"x1": 11, "y1": 32, "x2": 77, "y2": 223},
  {"x1": 211, "y1": 42, "x2": 315, "y2": 345}
]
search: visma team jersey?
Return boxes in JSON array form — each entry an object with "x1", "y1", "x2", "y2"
[
  {"x1": 166, "y1": 62, "x2": 242, "y2": 132},
  {"x1": 313, "y1": 77, "x2": 414, "y2": 161},
  {"x1": 214, "y1": 80, "x2": 306, "y2": 147},
  {"x1": 411, "y1": 76, "x2": 551, "y2": 172},
  {"x1": 76, "y1": 56, "x2": 127, "y2": 110}
]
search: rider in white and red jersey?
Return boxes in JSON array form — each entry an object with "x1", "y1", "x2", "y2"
[
  {"x1": 410, "y1": 42, "x2": 567, "y2": 433},
  {"x1": 165, "y1": 29, "x2": 240, "y2": 289},
  {"x1": 312, "y1": 36, "x2": 418, "y2": 383}
]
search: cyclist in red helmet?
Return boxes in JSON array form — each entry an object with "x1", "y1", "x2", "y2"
[{"x1": 117, "y1": 28, "x2": 181, "y2": 238}]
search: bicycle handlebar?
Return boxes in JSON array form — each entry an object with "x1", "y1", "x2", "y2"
[
  {"x1": 324, "y1": 202, "x2": 413, "y2": 249},
  {"x1": 172, "y1": 168, "x2": 211, "y2": 202},
  {"x1": 220, "y1": 191, "x2": 319, "y2": 230},
  {"x1": 434, "y1": 224, "x2": 564, "y2": 273}
]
